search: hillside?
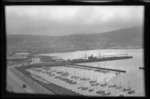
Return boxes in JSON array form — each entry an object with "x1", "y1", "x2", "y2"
[{"x1": 7, "y1": 26, "x2": 143, "y2": 55}]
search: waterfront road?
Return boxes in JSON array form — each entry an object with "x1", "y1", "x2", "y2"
[{"x1": 7, "y1": 65, "x2": 35, "y2": 93}]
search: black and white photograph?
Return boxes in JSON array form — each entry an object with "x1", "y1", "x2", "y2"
[{"x1": 6, "y1": 6, "x2": 144, "y2": 97}]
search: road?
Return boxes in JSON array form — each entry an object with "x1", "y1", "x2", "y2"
[{"x1": 7, "y1": 65, "x2": 35, "y2": 93}]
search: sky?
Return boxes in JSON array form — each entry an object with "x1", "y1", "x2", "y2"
[{"x1": 5, "y1": 6, "x2": 144, "y2": 36}]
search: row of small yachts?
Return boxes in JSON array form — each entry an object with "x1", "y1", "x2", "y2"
[{"x1": 31, "y1": 67, "x2": 135, "y2": 96}]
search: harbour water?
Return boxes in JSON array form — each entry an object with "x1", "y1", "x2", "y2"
[
  {"x1": 39, "y1": 49, "x2": 144, "y2": 72},
  {"x1": 33, "y1": 49, "x2": 145, "y2": 96}
]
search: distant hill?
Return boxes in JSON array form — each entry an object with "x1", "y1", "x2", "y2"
[{"x1": 7, "y1": 26, "x2": 143, "y2": 55}]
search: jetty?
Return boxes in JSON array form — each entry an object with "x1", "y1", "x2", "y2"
[{"x1": 76, "y1": 65, "x2": 126, "y2": 73}]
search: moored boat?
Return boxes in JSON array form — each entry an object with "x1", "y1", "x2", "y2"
[
  {"x1": 100, "y1": 78, "x2": 107, "y2": 87},
  {"x1": 116, "y1": 81, "x2": 122, "y2": 89},
  {"x1": 88, "y1": 89, "x2": 94, "y2": 92},
  {"x1": 91, "y1": 83, "x2": 99, "y2": 86},
  {"x1": 108, "y1": 77, "x2": 117, "y2": 88},
  {"x1": 96, "y1": 90, "x2": 105, "y2": 94},
  {"x1": 128, "y1": 90, "x2": 135, "y2": 94},
  {"x1": 122, "y1": 82, "x2": 131, "y2": 91},
  {"x1": 81, "y1": 87, "x2": 88, "y2": 90}
]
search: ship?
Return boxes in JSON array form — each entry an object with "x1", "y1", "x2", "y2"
[{"x1": 70, "y1": 53, "x2": 133, "y2": 63}]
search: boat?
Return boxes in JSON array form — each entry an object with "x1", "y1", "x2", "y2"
[
  {"x1": 88, "y1": 89, "x2": 94, "y2": 92},
  {"x1": 68, "y1": 81, "x2": 77, "y2": 85},
  {"x1": 74, "y1": 76, "x2": 80, "y2": 79},
  {"x1": 101, "y1": 70, "x2": 109, "y2": 73},
  {"x1": 55, "y1": 76, "x2": 61, "y2": 79},
  {"x1": 101, "y1": 63, "x2": 109, "y2": 73},
  {"x1": 61, "y1": 73, "x2": 69, "y2": 76},
  {"x1": 80, "y1": 72, "x2": 90, "y2": 81},
  {"x1": 78, "y1": 86, "x2": 83, "y2": 89},
  {"x1": 80, "y1": 77, "x2": 90, "y2": 81},
  {"x1": 102, "y1": 89, "x2": 111, "y2": 96},
  {"x1": 96, "y1": 90, "x2": 105, "y2": 94},
  {"x1": 87, "y1": 68, "x2": 93, "y2": 71},
  {"x1": 51, "y1": 70, "x2": 57, "y2": 72},
  {"x1": 94, "y1": 69, "x2": 102, "y2": 72},
  {"x1": 74, "y1": 70, "x2": 80, "y2": 79},
  {"x1": 116, "y1": 81, "x2": 122, "y2": 89},
  {"x1": 48, "y1": 73, "x2": 55, "y2": 76},
  {"x1": 71, "y1": 76, "x2": 76, "y2": 78},
  {"x1": 119, "y1": 94, "x2": 124, "y2": 97},
  {"x1": 89, "y1": 75, "x2": 97, "y2": 84},
  {"x1": 128, "y1": 90, "x2": 135, "y2": 94},
  {"x1": 118, "y1": 90, "x2": 125, "y2": 97},
  {"x1": 56, "y1": 71, "x2": 63, "y2": 74},
  {"x1": 71, "y1": 70, "x2": 77, "y2": 78},
  {"x1": 108, "y1": 77, "x2": 117, "y2": 87},
  {"x1": 91, "y1": 83, "x2": 99, "y2": 86},
  {"x1": 116, "y1": 86, "x2": 122, "y2": 89},
  {"x1": 122, "y1": 82, "x2": 131, "y2": 91},
  {"x1": 109, "y1": 84, "x2": 116, "y2": 87},
  {"x1": 78, "y1": 80, "x2": 83, "y2": 89},
  {"x1": 89, "y1": 80, "x2": 97, "y2": 83},
  {"x1": 89, "y1": 77, "x2": 97, "y2": 83},
  {"x1": 81, "y1": 87, "x2": 88, "y2": 90},
  {"x1": 100, "y1": 78, "x2": 107, "y2": 87},
  {"x1": 60, "y1": 78, "x2": 70, "y2": 82},
  {"x1": 100, "y1": 82, "x2": 107, "y2": 86}
]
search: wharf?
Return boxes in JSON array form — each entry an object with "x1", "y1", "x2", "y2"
[{"x1": 75, "y1": 65, "x2": 126, "y2": 73}]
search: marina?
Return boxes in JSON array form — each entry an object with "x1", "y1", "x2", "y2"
[
  {"x1": 8, "y1": 49, "x2": 144, "y2": 96},
  {"x1": 5, "y1": 5, "x2": 145, "y2": 97}
]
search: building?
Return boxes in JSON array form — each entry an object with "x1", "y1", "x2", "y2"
[
  {"x1": 7, "y1": 53, "x2": 31, "y2": 65},
  {"x1": 27, "y1": 55, "x2": 65, "y2": 65},
  {"x1": 27, "y1": 57, "x2": 41, "y2": 64},
  {"x1": 50, "y1": 56, "x2": 64, "y2": 62}
]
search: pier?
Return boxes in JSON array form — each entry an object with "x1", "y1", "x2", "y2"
[{"x1": 75, "y1": 65, "x2": 126, "y2": 73}]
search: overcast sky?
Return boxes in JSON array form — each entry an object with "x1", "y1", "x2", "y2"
[{"x1": 5, "y1": 6, "x2": 143, "y2": 36}]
